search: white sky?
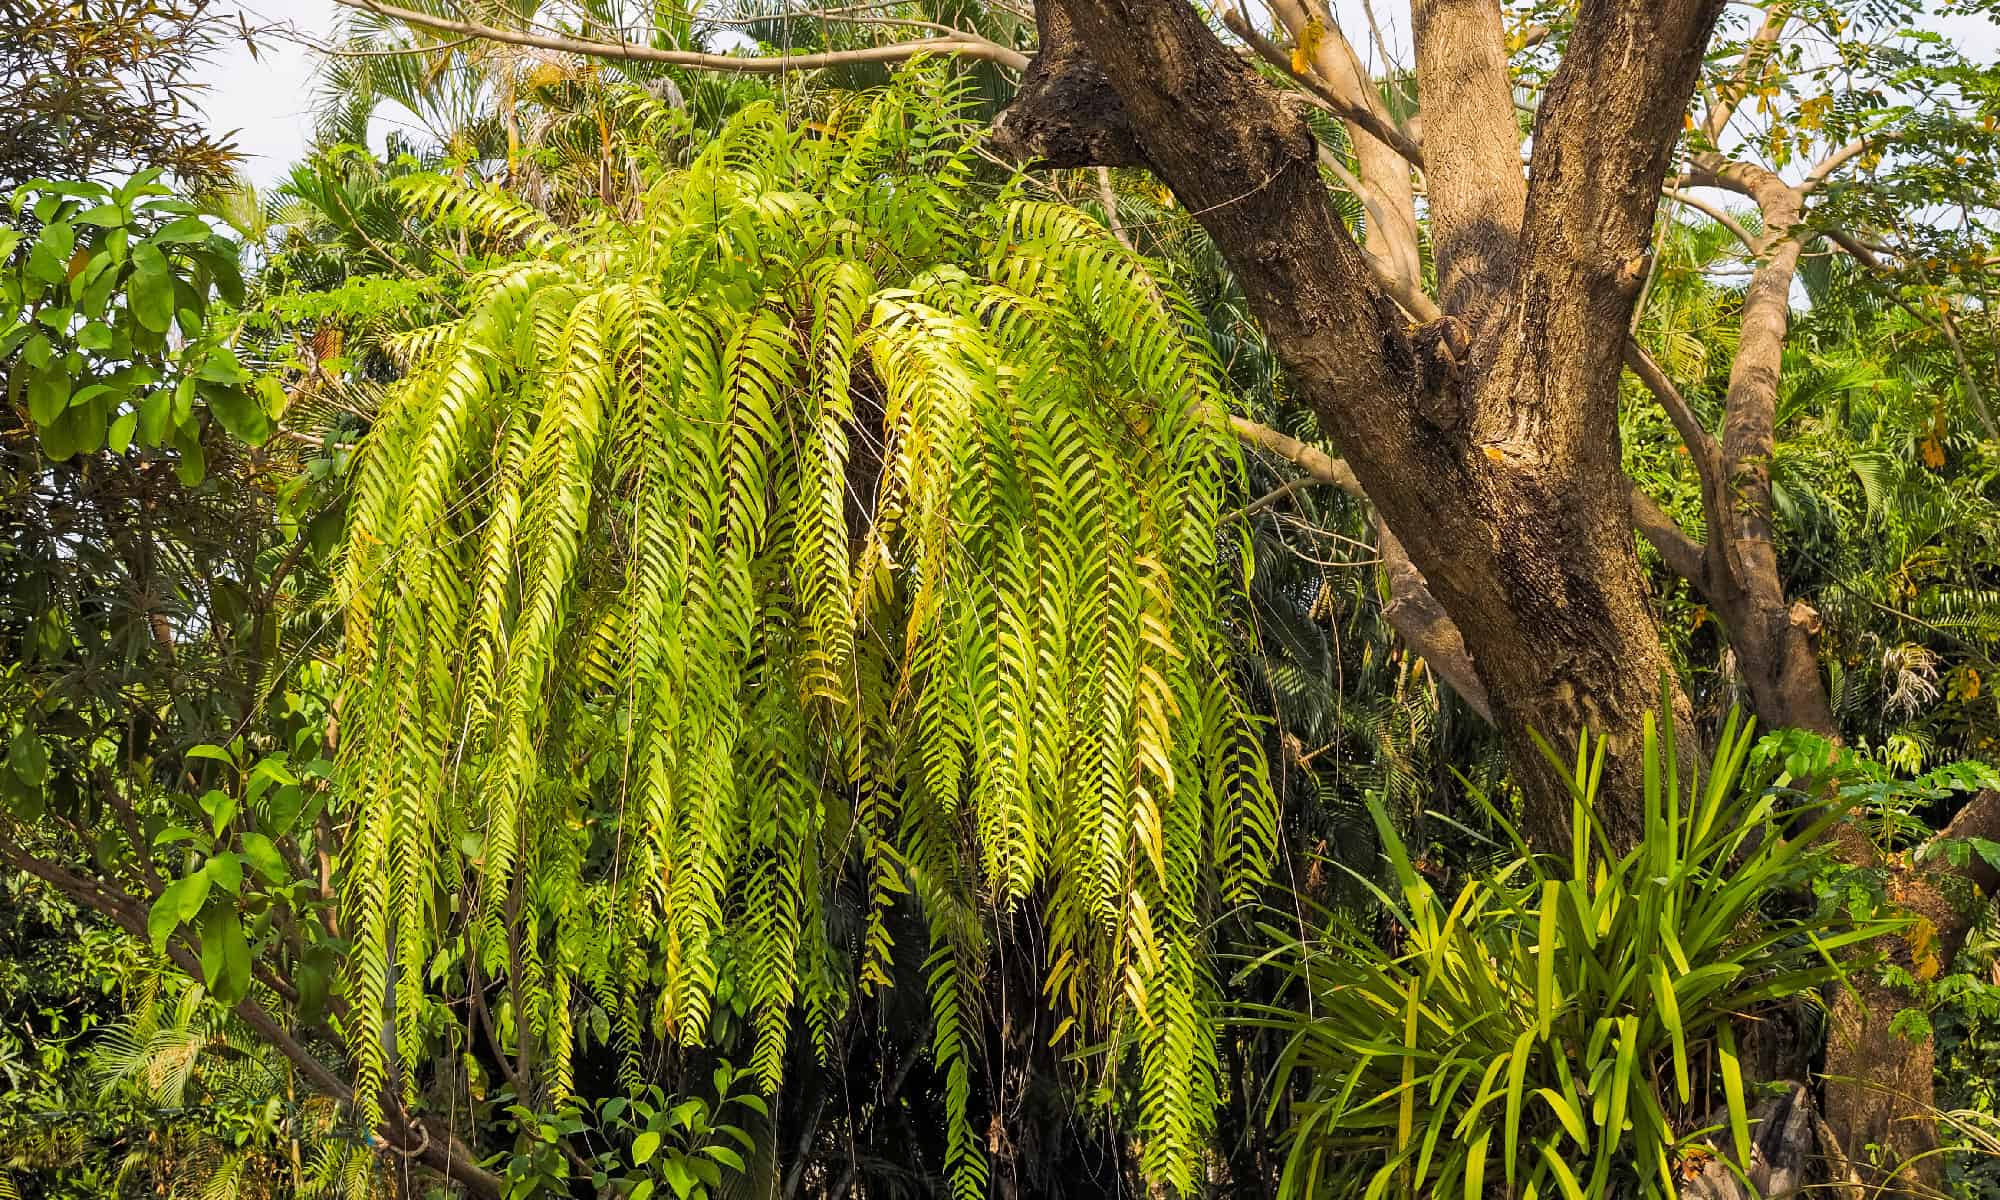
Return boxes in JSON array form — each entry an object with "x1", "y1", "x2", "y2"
[
  {"x1": 193, "y1": 1, "x2": 2000, "y2": 191},
  {"x1": 197, "y1": 2, "x2": 347, "y2": 189}
]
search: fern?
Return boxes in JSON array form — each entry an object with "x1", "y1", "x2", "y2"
[{"x1": 332, "y1": 70, "x2": 1274, "y2": 1191}]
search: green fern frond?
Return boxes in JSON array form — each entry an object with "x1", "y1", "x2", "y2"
[{"x1": 333, "y1": 69, "x2": 1271, "y2": 1193}]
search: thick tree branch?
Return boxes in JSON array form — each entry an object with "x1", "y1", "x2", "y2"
[
  {"x1": 1627, "y1": 486, "x2": 1708, "y2": 589},
  {"x1": 1491, "y1": 0, "x2": 1725, "y2": 463},
  {"x1": 989, "y1": 1, "x2": 1142, "y2": 166},
  {"x1": 1409, "y1": 0, "x2": 1526, "y2": 322},
  {"x1": 1376, "y1": 524, "x2": 1493, "y2": 720},
  {"x1": 1317, "y1": 155, "x2": 1443, "y2": 320},
  {"x1": 332, "y1": 0, "x2": 1029, "y2": 72},
  {"x1": 1927, "y1": 790, "x2": 2000, "y2": 959},
  {"x1": 1622, "y1": 342, "x2": 1729, "y2": 582},
  {"x1": 1228, "y1": 414, "x2": 1705, "y2": 722}
]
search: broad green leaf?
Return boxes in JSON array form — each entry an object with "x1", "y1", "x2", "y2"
[
  {"x1": 26, "y1": 366, "x2": 69, "y2": 425},
  {"x1": 128, "y1": 243, "x2": 173, "y2": 333},
  {"x1": 1535, "y1": 879, "x2": 1559, "y2": 1035},
  {"x1": 1464, "y1": 1131, "x2": 1490, "y2": 1200},
  {"x1": 1504, "y1": 1027, "x2": 1533, "y2": 1188},
  {"x1": 297, "y1": 947, "x2": 334, "y2": 1025},
  {"x1": 8, "y1": 729, "x2": 49, "y2": 785},
  {"x1": 238, "y1": 832, "x2": 290, "y2": 884},
  {"x1": 199, "y1": 788, "x2": 238, "y2": 835},
  {"x1": 27, "y1": 223, "x2": 74, "y2": 283},
  {"x1": 199, "y1": 903, "x2": 251, "y2": 1005},
  {"x1": 205, "y1": 850, "x2": 242, "y2": 894},
  {"x1": 153, "y1": 216, "x2": 213, "y2": 244},
  {"x1": 148, "y1": 871, "x2": 212, "y2": 951},
  {"x1": 203, "y1": 380, "x2": 270, "y2": 443},
  {"x1": 632, "y1": 1130, "x2": 662, "y2": 1166}
]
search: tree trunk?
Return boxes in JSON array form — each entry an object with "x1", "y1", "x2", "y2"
[
  {"x1": 997, "y1": 0, "x2": 1720, "y2": 851},
  {"x1": 1822, "y1": 793, "x2": 2000, "y2": 1190}
]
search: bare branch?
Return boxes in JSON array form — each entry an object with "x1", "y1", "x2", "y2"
[
  {"x1": 1316, "y1": 147, "x2": 1439, "y2": 319},
  {"x1": 1227, "y1": 418, "x2": 1492, "y2": 719},
  {"x1": 1663, "y1": 187, "x2": 1759, "y2": 253},
  {"x1": 1627, "y1": 483, "x2": 1708, "y2": 591},
  {"x1": 331, "y1": 0, "x2": 1030, "y2": 73},
  {"x1": 1803, "y1": 135, "x2": 1872, "y2": 192},
  {"x1": 1825, "y1": 229, "x2": 2000, "y2": 439},
  {"x1": 1094, "y1": 166, "x2": 1131, "y2": 248},
  {"x1": 1229, "y1": 416, "x2": 1361, "y2": 495}
]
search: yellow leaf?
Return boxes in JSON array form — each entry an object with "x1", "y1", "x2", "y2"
[
  {"x1": 1910, "y1": 916, "x2": 1942, "y2": 982},
  {"x1": 1291, "y1": 16, "x2": 1325, "y2": 75}
]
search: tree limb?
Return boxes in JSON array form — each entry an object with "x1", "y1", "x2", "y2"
[
  {"x1": 1623, "y1": 342, "x2": 1727, "y2": 549},
  {"x1": 1803, "y1": 135, "x2": 1873, "y2": 192},
  {"x1": 1700, "y1": 1, "x2": 1791, "y2": 144},
  {"x1": 1220, "y1": 7, "x2": 1423, "y2": 168},
  {"x1": 331, "y1": 0, "x2": 1030, "y2": 72},
  {"x1": 1409, "y1": 0, "x2": 1526, "y2": 321},
  {"x1": 1626, "y1": 485, "x2": 1708, "y2": 589},
  {"x1": 1663, "y1": 188, "x2": 1759, "y2": 254}
]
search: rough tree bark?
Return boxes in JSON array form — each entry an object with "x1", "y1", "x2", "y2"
[
  {"x1": 996, "y1": 0, "x2": 1719, "y2": 852},
  {"x1": 1821, "y1": 794, "x2": 2000, "y2": 1191}
]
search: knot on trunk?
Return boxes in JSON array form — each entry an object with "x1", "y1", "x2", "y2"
[
  {"x1": 1411, "y1": 315, "x2": 1476, "y2": 431},
  {"x1": 989, "y1": 46, "x2": 1144, "y2": 168}
]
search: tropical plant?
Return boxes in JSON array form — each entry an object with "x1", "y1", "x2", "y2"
[
  {"x1": 1255, "y1": 705, "x2": 1895, "y2": 1199},
  {"x1": 331, "y1": 69, "x2": 1273, "y2": 1194},
  {"x1": 3, "y1": 171, "x2": 269, "y2": 470},
  {"x1": 0, "y1": 0, "x2": 248, "y2": 191}
]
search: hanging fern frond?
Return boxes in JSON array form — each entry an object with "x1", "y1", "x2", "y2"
[{"x1": 334, "y1": 69, "x2": 1273, "y2": 1193}]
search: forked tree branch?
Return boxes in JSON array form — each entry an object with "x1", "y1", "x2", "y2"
[{"x1": 1221, "y1": 8, "x2": 1424, "y2": 168}]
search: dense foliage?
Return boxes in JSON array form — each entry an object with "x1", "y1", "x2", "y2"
[{"x1": 1, "y1": 1, "x2": 1999, "y2": 1198}]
